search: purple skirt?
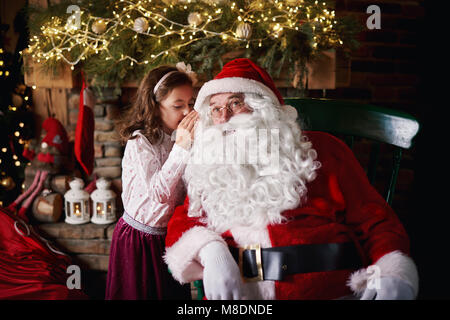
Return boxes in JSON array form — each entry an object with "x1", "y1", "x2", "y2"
[{"x1": 105, "y1": 214, "x2": 191, "y2": 300}]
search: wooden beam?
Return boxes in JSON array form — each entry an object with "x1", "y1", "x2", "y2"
[{"x1": 31, "y1": 87, "x2": 68, "y2": 138}]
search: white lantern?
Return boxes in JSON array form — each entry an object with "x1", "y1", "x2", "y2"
[
  {"x1": 64, "y1": 178, "x2": 90, "y2": 225},
  {"x1": 90, "y1": 178, "x2": 116, "y2": 225}
]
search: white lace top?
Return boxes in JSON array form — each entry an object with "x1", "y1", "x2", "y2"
[{"x1": 121, "y1": 130, "x2": 189, "y2": 228}]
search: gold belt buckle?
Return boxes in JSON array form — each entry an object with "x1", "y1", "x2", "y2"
[{"x1": 238, "y1": 244, "x2": 264, "y2": 282}]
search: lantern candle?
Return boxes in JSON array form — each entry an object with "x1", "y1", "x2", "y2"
[
  {"x1": 96, "y1": 203, "x2": 105, "y2": 216},
  {"x1": 74, "y1": 202, "x2": 82, "y2": 216}
]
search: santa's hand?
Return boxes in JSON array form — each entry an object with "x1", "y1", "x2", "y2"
[
  {"x1": 198, "y1": 241, "x2": 243, "y2": 300},
  {"x1": 360, "y1": 276, "x2": 415, "y2": 300}
]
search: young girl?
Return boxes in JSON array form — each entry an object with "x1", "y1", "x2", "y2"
[{"x1": 105, "y1": 64, "x2": 199, "y2": 300}]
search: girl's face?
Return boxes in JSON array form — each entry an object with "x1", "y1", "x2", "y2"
[{"x1": 159, "y1": 84, "x2": 195, "y2": 134}]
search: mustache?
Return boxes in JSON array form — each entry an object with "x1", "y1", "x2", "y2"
[
  {"x1": 189, "y1": 113, "x2": 280, "y2": 175},
  {"x1": 217, "y1": 113, "x2": 255, "y2": 130},
  {"x1": 199, "y1": 113, "x2": 259, "y2": 138}
]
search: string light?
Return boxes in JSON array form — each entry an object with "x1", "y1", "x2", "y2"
[{"x1": 27, "y1": 0, "x2": 348, "y2": 74}]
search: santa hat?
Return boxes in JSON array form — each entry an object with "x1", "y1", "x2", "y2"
[
  {"x1": 194, "y1": 58, "x2": 287, "y2": 113},
  {"x1": 41, "y1": 117, "x2": 69, "y2": 155}
]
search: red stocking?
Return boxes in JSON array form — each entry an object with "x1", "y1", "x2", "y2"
[{"x1": 74, "y1": 73, "x2": 95, "y2": 176}]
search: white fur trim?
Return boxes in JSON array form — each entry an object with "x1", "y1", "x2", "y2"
[
  {"x1": 163, "y1": 226, "x2": 226, "y2": 284},
  {"x1": 347, "y1": 268, "x2": 370, "y2": 296},
  {"x1": 347, "y1": 250, "x2": 419, "y2": 298},
  {"x1": 193, "y1": 77, "x2": 280, "y2": 112}
]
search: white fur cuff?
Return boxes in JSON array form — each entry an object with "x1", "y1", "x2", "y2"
[
  {"x1": 164, "y1": 226, "x2": 226, "y2": 284},
  {"x1": 347, "y1": 250, "x2": 419, "y2": 298}
]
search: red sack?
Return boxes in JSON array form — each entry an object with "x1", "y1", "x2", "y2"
[{"x1": 0, "y1": 206, "x2": 87, "y2": 299}]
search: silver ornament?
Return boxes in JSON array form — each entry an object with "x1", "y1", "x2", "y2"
[
  {"x1": 133, "y1": 17, "x2": 149, "y2": 34},
  {"x1": 188, "y1": 12, "x2": 203, "y2": 27},
  {"x1": 236, "y1": 22, "x2": 252, "y2": 39}
]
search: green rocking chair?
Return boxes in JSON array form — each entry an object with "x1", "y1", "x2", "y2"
[
  {"x1": 284, "y1": 98, "x2": 420, "y2": 205},
  {"x1": 192, "y1": 97, "x2": 420, "y2": 299}
]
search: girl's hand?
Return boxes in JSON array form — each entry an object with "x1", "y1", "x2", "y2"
[{"x1": 175, "y1": 110, "x2": 199, "y2": 150}]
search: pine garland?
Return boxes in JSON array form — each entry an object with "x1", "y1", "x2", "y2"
[{"x1": 25, "y1": 0, "x2": 360, "y2": 92}]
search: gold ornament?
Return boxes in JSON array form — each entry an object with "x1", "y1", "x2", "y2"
[
  {"x1": 1, "y1": 176, "x2": 15, "y2": 191},
  {"x1": 92, "y1": 19, "x2": 107, "y2": 34},
  {"x1": 236, "y1": 22, "x2": 252, "y2": 40},
  {"x1": 133, "y1": 17, "x2": 149, "y2": 34},
  {"x1": 187, "y1": 12, "x2": 203, "y2": 27}
]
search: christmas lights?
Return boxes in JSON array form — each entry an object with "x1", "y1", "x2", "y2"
[{"x1": 26, "y1": 0, "x2": 359, "y2": 88}]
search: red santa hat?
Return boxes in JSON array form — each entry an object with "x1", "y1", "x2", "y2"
[
  {"x1": 41, "y1": 117, "x2": 69, "y2": 155},
  {"x1": 193, "y1": 58, "x2": 288, "y2": 113}
]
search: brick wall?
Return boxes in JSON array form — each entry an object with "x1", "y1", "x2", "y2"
[
  {"x1": 329, "y1": 0, "x2": 423, "y2": 111},
  {"x1": 37, "y1": 221, "x2": 114, "y2": 299},
  {"x1": 67, "y1": 88, "x2": 124, "y2": 210},
  {"x1": 305, "y1": 0, "x2": 424, "y2": 219},
  {"x1": 60, "y1": 88, "x2": 124, "y2": 299}
]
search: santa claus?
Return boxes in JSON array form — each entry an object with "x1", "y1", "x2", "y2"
[{"x1": 164, "y1": 58, "x2": 418, "y2": 300}]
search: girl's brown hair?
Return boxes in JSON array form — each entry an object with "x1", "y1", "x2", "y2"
[{"x1": 117, "y1": 65, "x2": 193, "y2": 145}]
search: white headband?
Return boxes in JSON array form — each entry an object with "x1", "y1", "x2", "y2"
[
  {"x1": 153, "y1": 62, "x2": 197, "y2": 95},
  {"x1": 153, "y1": 71, "x2": 176, "y2": 94}
]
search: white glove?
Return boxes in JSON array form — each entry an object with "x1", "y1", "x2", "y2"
[
  {"x1": 360, "y1": 276, "x2": 415, "y2": 300},
  {"x1": 198, "y1": 241, "x2": 243, "y2": 300}
]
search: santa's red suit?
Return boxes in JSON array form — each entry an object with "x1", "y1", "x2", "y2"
[
  {"x1": 164, "y1": 58, "x2": 418, "y2": 299},
  {"x1": 165, "y1": 130, "x2": 418, "y2": 300}
]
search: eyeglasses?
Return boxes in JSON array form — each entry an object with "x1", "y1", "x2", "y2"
[{"x1": 209, "y1": 96, "x2": 248, "y2": 119}]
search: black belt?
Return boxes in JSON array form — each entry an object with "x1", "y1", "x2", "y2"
[{"x1": 229, "y1": 242, "x2": 362, "y2": 282}]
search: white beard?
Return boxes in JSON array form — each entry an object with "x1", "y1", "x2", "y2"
[{"x1": 184, "y1": 94, "x2": 320, "y2": 233}]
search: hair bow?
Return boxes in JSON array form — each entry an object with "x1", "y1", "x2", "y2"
[{"x1": 176, "y1": 62, "x2": 198, "y2": 86}]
